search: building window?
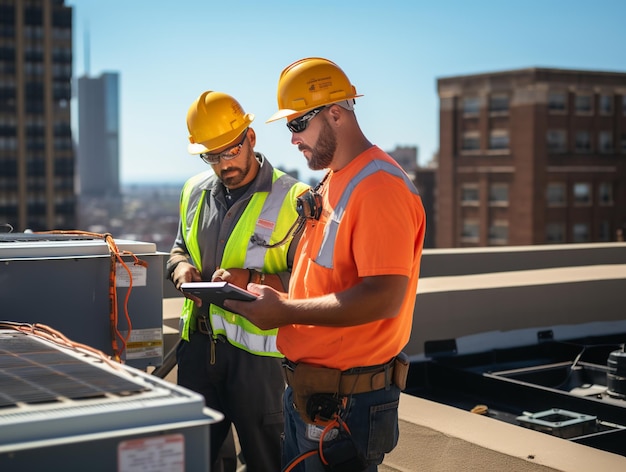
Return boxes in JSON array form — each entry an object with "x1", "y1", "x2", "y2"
[
  {"x1": 461, "y1": 184, "x2": 479, "y2": 205},
  {"x1": 489, "y1": 94, "x2": 509, "y2": 114},
  {"x1": 599, "y1": 131, "x2": 613, "y2": 153},
  {"x1": 598, "y1": 182, "x2": 613, "y2": 206},
  {"x1": 623, "y1": 95, "x2": 626, "y2": 115},
  {"x1": 599, "y1": 221, "x2": 611, "y2": 242},
  {"x1": 462, "y1": 131, "x2": 480, "y2": 152},
  {"x1": 461, "y1": 219, "x2": 480, "y2": 242},
  {"x1": 489, "y1": 183, "x2": 509, "y2": 206},
  {"x1": 573, "y1": 182, "x2": 592, "y2": 205},
  {"x1": 489, "y1": 130, "x2": 509, "y2": 151},
  {"x1": 548, "y1": 92, "x2": 567, "y2": 112},
  {"x1": 489, "y1": 220, "x2": 509, "y2": 245},
  {"x1": 621, "y1": 133, "x2": 626, "y2": 153},
  {"x1": 575, "y1": 94, "x2": 593, "y2": 114},
  {"x1": 599, "y1": 95, "x2": 613, "y2": 115},
  {"x1": 547, "y1": 130, "x2": 566, "y2": 153},
  {"x1": 463, "y1": 97, "x2": 480, "y2": 116},
  {"x1": 547, "y1": 183, "x2": 566, "y2": 206},
  {"x1": 546, "y1": 223, "x2": 565, "y2": 243},
  {"x1": 573, "y1": 223, "x2": 590, "y2": 243},
  {"x1": 575, "y1": 131, "x2": 592, "y2": 153}
]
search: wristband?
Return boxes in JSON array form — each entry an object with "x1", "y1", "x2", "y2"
[{"x1": 247, "y1": 269, "x2": 265, "y2": 284}]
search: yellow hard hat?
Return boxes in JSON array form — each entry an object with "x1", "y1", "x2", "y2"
[
  {"x1": 266, "y1": 57, "x2": 363, "y2": 123},
  {"x1": 187, "y1": 91, "x2": 254, "y2": 154}
]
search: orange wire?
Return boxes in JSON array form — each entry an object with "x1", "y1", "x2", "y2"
[
  {"x1": 281, "y1": 409, "x2": 351, "y2": 471},
  {"x1": 282, "y1": 450, "x2": 318, "y2": 472},
  {"x1": 35, "y1": 230, "x2": 147, "y2": 362},
  {"x1": 0, "y1": 321, "x2": 126, "y2": 372},
  {"x1": 318, "y1": 414, "x2": 351, "y2": 466}
]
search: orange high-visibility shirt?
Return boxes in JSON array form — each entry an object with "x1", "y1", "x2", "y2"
[{"x1": 278, "y1": 146, "x2": 426, "y2": 370}]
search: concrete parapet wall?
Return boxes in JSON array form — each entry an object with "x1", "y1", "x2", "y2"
[
  {"x1": 420, "y1": 242, "x2": 626, "y2": 277},
  {"x1": 407, "y1": 264, "x2": 626, "y2": 357}
]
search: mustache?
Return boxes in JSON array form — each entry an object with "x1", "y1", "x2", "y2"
[
  {"x1": 298, "y1": 144, "x2": 312, "y2": 153},
  {"x1": 220, "y1": 167, "x2": 241, "y2": 176}
]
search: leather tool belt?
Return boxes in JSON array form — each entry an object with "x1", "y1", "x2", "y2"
[{"x1": 282, "y1": 353, "x2": 409, "y2": 424}]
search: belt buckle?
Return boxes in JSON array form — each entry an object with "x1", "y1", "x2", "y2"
[{"x1": 197, "y1": 316, "x2": 211, "y2": 335}]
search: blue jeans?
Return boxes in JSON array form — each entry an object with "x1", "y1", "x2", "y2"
[{"x1": 282, "y1": 384, "x2": 400, "y2": 471}]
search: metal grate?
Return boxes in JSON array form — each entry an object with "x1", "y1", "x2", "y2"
[{"x1": 0, "y1": 334, "x2": 147, "y2": 408}]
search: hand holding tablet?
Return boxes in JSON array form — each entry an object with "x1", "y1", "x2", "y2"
[{"x1": 180, "y1": 281, "x2": 257, "y2": 312}]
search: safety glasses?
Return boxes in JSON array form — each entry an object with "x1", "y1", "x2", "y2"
[
  {"x1": 199, "y1": 129, "x2": 248, "y2": 165},
  {"x1": 286, "y1": 106, "x2": 326, "y2": 133}
]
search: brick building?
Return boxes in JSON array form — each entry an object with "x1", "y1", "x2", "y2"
[{"x1": 437, "y1": 67, "x2": 626, "y2": 248}]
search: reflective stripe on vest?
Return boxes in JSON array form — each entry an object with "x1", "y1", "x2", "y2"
[
  {"x1": 316, "y1": 160, "x2": 419, "y2": 269},
  {"x1": 244, "y1": 173, "x2": 295, "y2": 268},
  {"x1": 180, "y1": 171, "x2": 210, "y2": 271}
]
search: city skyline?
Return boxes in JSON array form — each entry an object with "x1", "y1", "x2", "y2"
[{"x1": 66, "y1": 0, "x2": 626, "y2": 185}]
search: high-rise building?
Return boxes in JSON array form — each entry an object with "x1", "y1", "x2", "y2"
[
  {"x1": 0, "y1": 0, "x2": 75, "y2": 232},
  {"x1": 437, "y1": 67, "x2": 626, "y2": 248},
  {"x1": 77, "y1": 71, "x2": 120, "y2": 198}
]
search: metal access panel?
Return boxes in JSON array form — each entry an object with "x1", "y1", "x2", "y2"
[
  {"x1": 0, "y1": 329, "x2": 222, "y2": 472},
  {"x1": 0, "y1": 233, "x2": 167, "y2": 369}
]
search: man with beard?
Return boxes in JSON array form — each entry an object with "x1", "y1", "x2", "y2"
[
  {"x1": 167, "y1": 90, "x2": 309, "y2": 472},
  {"x1": 227, "y1": 58, "x2": 427, "y2": 471}
]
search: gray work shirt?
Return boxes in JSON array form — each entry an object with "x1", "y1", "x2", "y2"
[{"x1": 170, "y1": 152, "x2": 299, "y2": 290}]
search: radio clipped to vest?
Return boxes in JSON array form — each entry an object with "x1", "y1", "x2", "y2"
[
  {"x1": 250, "y1": 187, "x2": 323, "y2": 249},
  {"x1": 296, "y1": 188, "x2": 322, "y2": 220}
]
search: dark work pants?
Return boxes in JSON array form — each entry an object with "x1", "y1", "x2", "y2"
[{"x1": 177, "y1": 331, "x2": 284, "y2": 472}]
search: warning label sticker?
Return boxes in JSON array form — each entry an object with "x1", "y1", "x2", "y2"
[
  {"x1": 116, "y1": 262, "x2": 147, "y2": 287},
  {"x1": 118, "y1": 434, "x2": 185, "y2": 472},
  {"x1": 123, "y1": 328, "x2": 163, "y2": 360}
]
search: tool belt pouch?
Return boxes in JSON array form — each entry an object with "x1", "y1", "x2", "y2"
[
  {"x1": 290, "y1": 363, "x2": 342, "y2": 424},
  {"x1": 392, "y1": 352, "x2": 410, "y2": 391}
]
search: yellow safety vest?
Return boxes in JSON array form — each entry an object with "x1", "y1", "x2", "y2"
[{"x1": 179, "y1": 168, "x2": 308, "y2": 357}]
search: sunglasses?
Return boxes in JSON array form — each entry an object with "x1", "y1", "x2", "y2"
[
  {"x1": 286, "y1": 106, "x2": 326, "y2": 133},
  {"x1": 199, "y1": 129, "x2": 248, "y2": 165}
]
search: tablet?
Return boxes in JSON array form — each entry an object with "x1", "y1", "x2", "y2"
[{"x1": 180, "y1": 281, "x2": 257, "y2": 311}]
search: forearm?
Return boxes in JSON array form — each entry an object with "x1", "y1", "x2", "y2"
[
  {"x1": 283, "y1": 275, "x2": 407, "y2": 327},
  {"x1": 235, "y1": 274, "x2": 409, "y2": 330},
  {"x1": 166, "y1": 248, "x2": 190, "y2": 281}
]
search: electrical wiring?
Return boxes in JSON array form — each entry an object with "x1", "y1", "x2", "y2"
[
  {"x1": 318, "y1": 416, "x2": 351, "y2": 467},
  {"x1": 34, "y1": 229, "x2": 148, "y2": 362},
  {"x1": 282, "y1": 449, "x2": 318, "y2": 472},
  {"x1": 0, "y1": 321, "x2": 125, "y2": 372},
  {"x1": 281, "y1": 415, "x2": 353, "y2": 472}
]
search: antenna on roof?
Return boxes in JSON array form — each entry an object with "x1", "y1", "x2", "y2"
[{"x1": 84, "y1": 21, "x2": 90, "y2": 77}]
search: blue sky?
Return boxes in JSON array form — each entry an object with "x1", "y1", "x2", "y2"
[{"x1": 66, "y1": 0, "x2": 626, "y2": 185}]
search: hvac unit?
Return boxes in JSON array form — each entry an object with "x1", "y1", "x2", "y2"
[
  {"x1": 0, "y1": 232, "x2": 166, "y2": 369},
  {"x1": 0, "y1": 326, "x2": 222, "y2": 472}
]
